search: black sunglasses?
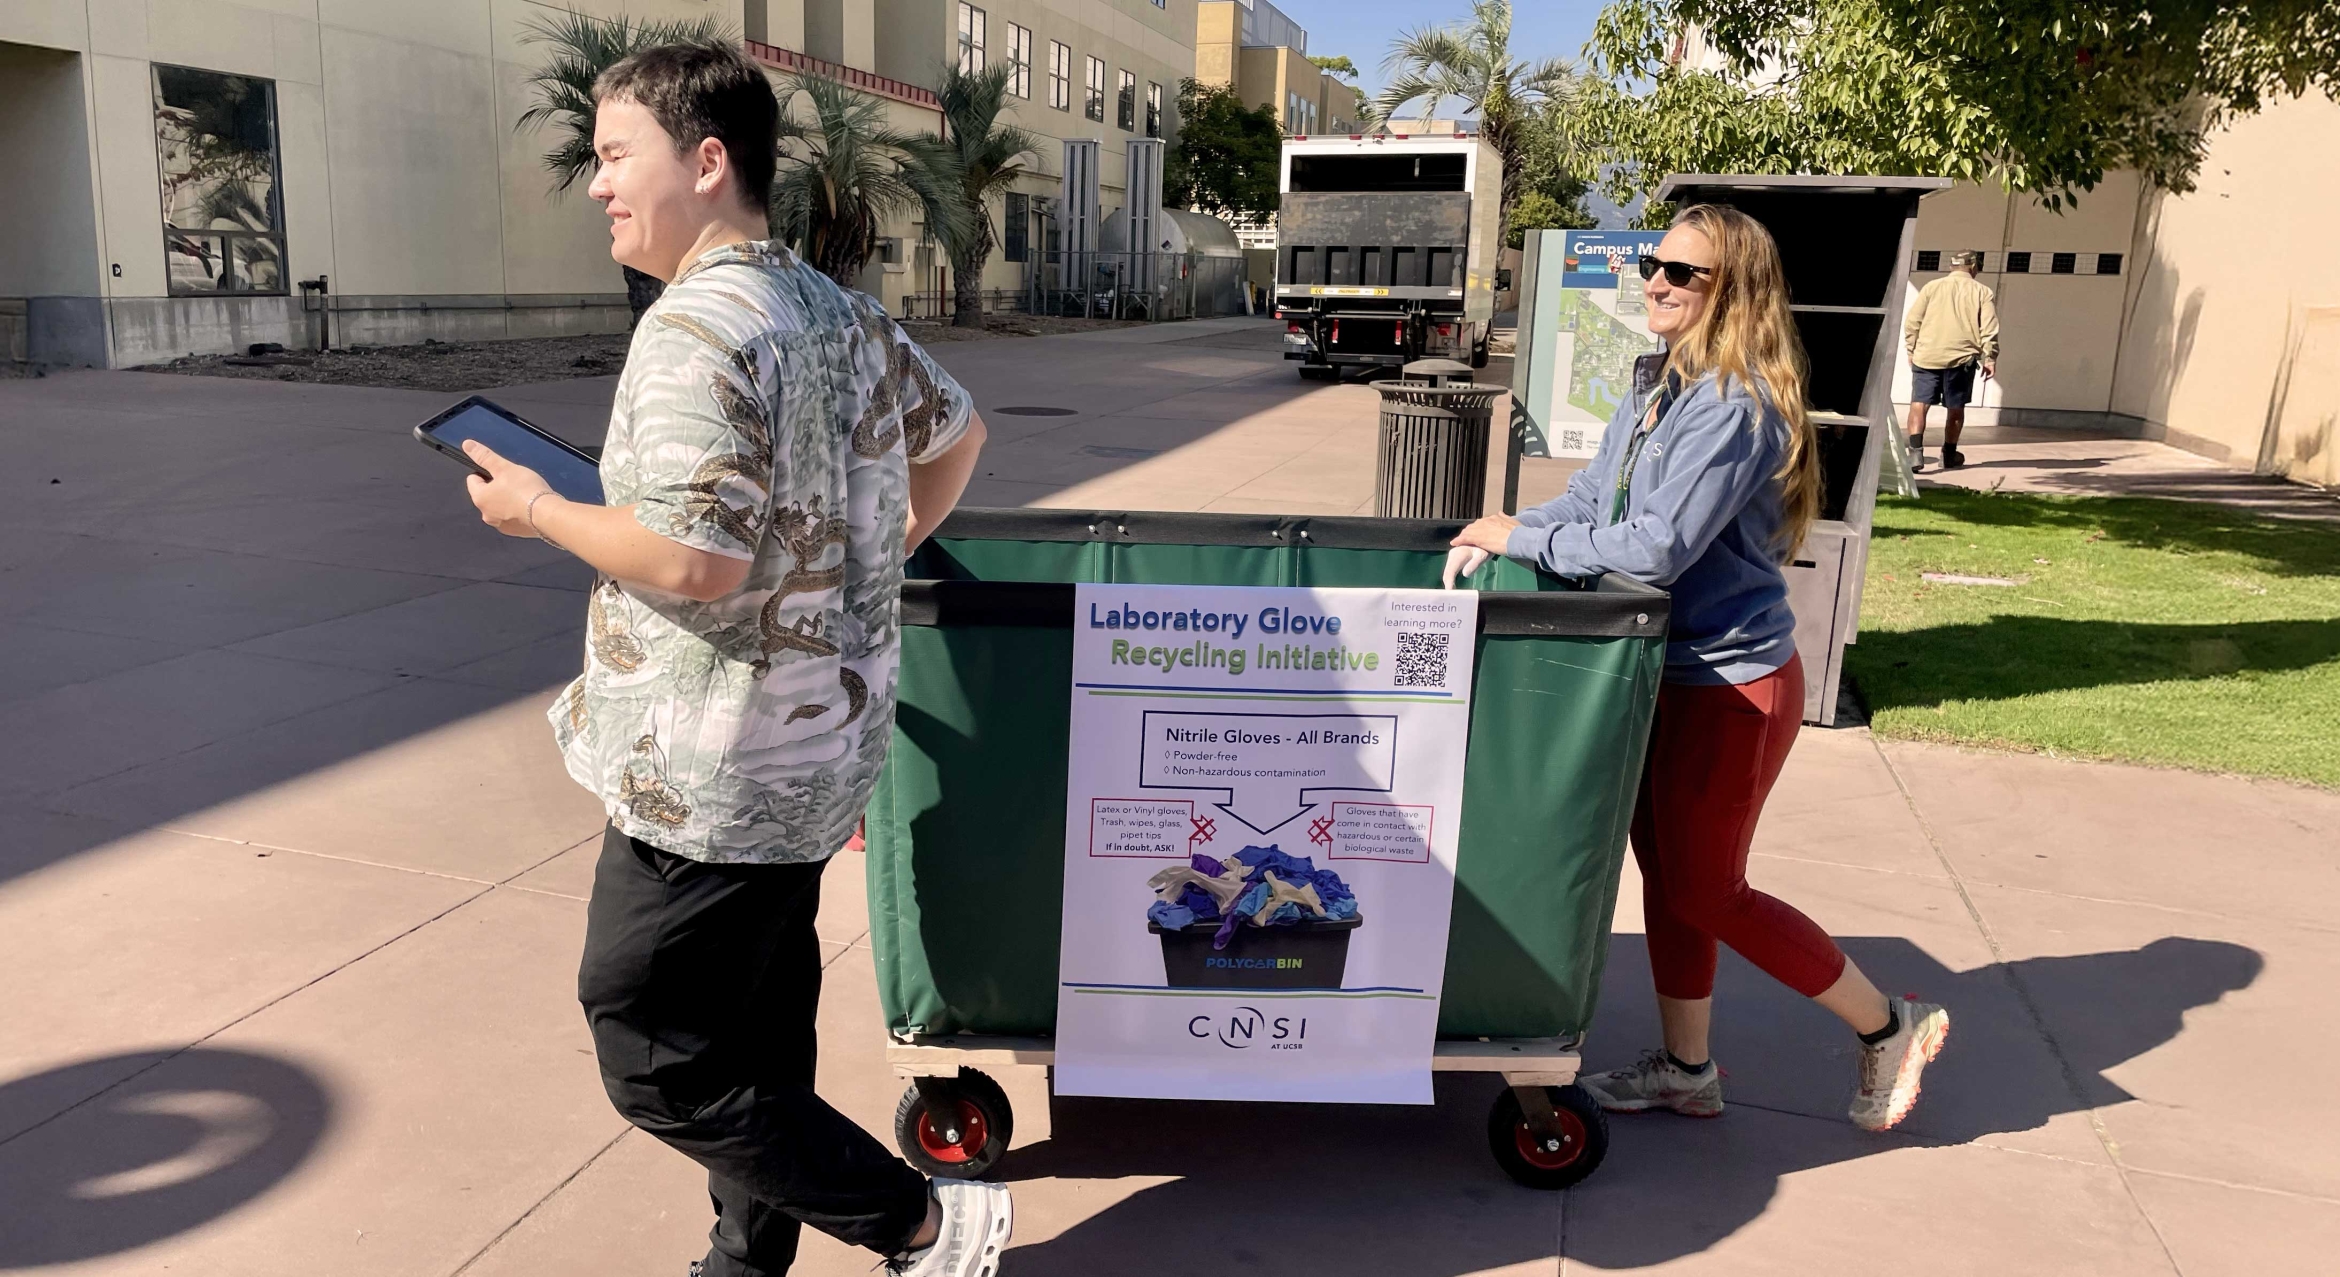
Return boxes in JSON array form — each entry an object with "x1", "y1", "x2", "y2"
[{"x1": 1638, "y1": 255, "x2": 1715, "y2": 287}]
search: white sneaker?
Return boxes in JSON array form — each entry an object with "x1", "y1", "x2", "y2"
[
  {"x1": 1850, "y1": 997, "x2": 1950, "y2": 1131},
  {"x1": 886, "y1": 1178, "x2": 1013, "y2": 1277},
  {"x1": 1578, "y1": 1049, "x2": 1724, "y2": 1117}
]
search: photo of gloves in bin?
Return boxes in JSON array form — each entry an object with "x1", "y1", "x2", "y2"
[{"x1": 1145, "y1": 845, "x2": 1364, "y2": 990}]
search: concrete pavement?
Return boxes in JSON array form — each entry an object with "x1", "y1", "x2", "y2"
[
  {"x1": 1911, "y1": 422, "x2": 2340, "y2": 520},
  {"x1": 2, "y1": 323, "x2": 2332, "y2": 1275}
]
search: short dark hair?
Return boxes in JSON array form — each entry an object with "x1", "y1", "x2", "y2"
[{"x1": 594, "y1": 41, "x2": 778, "y2": 213}]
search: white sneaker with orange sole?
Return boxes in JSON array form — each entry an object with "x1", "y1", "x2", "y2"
[{"x1": 1851, "y1": 997, "x2": 1950, "y2": 1131}]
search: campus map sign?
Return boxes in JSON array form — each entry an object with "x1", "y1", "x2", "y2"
[
  {"x1": 1514, "y1": 230, "x2": 1667, "y2": 460},
  {"x1": 1053, "y1": 584, "x2": 1479, "y2": 1104}
]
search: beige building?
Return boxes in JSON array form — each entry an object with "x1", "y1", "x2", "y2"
[
  {"x1": 1901, "y1": 88, "x2": 2340, "y2": 488},
  {"x1": 0, "y1": 0, "x2": 1199, "y2": 366},
  {"x1": 764, "y1": 0, "x2": 1199, "y2": 306},
  {"x1": 1193, "y1": 0, "x2": 1361, "y2": 136}
]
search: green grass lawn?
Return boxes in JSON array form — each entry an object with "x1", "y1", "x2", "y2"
[{"x1": 1846, "y1": 488, "x2": 2340, "y2": 789}]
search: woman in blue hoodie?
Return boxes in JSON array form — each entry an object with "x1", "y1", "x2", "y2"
[{"x1": 1450, "y1": 204, "x2": 1949, "y2": 1131}]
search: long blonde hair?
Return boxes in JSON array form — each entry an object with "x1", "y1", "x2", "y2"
[{"x1": 1661, "y1": 204, "x2": 1821, "y2": 555}]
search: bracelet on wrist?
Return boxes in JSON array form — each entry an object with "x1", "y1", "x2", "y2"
[{"x1": 525, "y1": 491, "x2": 564, "y2": 549}]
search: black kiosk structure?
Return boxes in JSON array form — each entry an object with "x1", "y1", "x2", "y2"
[{"x1": 1653, "y1": 173, "x2": 1948, "y2": 724}]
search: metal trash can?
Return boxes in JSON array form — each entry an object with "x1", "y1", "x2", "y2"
[{"x1": 1373, "y1": 358, "x2": 1501, "y2": 519}]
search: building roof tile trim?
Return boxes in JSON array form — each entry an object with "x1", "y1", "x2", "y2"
[{"x1": 745, "y1": 39, "x2": 943, "y2": 112}]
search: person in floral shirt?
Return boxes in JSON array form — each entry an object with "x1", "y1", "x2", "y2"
[{"x1": 458, "y1": 41, "x2": 1008, "y2": 1277}]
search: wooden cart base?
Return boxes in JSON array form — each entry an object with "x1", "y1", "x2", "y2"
[{"x1": 883, "y1": 1033, "x2": 1609, "y2": 1190}]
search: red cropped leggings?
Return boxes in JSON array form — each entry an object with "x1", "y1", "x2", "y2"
[{"x1": 1630, "y1": 653, "x2": 1847, "y2": 1000}]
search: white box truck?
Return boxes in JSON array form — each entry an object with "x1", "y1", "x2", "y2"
[{"x1": 1273, "y1": 134, "x2": 1503, "y2": 379}]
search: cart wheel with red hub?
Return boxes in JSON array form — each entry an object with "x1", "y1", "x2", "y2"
[
  {"x1": 1487, "y1": 1083, "x2": 1608, "y2": 1190},
  {"x1": 893, "y1": 1069, "x2": 1014, "y2": 1180}
]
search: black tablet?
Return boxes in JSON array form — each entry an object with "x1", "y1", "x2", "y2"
[{"x1": 415, "y1": 395, "x2": 604, "y2": 506}]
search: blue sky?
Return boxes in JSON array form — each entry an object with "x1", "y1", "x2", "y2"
[{"x1": 1266, "y1": 0, "x2": 1611, "y2": 104}]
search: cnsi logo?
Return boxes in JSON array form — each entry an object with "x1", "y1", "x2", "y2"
[{"x1": 1187, "y1": 1006, "x2": 1308, "y2": 1050}]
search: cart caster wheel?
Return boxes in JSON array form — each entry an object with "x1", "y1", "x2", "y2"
[
  {"x1": 894, "y1": 1069, "x2": 1013, "y2": 1180},
  {"x1": 1488, "y1": 1084, "x2": 1608, "y2": 1190}
]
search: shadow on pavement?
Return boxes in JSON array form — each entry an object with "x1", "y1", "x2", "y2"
[
  {"x1": 0, "y1": 1048, "x2": 333, "y2": 1266},
  {"x1": 991, "y1": 934, "x2": 2257, "y2": 1275}
]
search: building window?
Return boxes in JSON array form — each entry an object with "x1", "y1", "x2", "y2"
[
  {"x1": 153, "y1": 64, "x2": 286, "y2": 296},
  {"x1": 1004, "y1": 192, "x2": 1029, "y2": 263},
  {"x1": 1006, "y1": 23, "x2": 1031, "y2": 98},
  {"x1": 2097, "y1": 252, "x2": 2122, "y2": 275},
  {"x1": 956, "y1": 3, "x2": 986, "y2": 73},
  {"x1": 2005, "y1": 251, "x2": 2033, "y2": 273},
  {"x1": 1117, "y1": 69, "x2": 1136, "y2": 131},
  {"x1": 1914, "y1": 250, "x2": 1941, "y2": 273},
  {"x1": 1048, "y1": 41, "x2": 1071, "y2": 111},
  {"x1": 1084, "y1": 56, "x2": 1106, "y2": 122},
  {"x1": 1145, "y1": 81, "x2": 1162, "y2": 138}
]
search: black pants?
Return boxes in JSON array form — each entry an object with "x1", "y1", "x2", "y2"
[{"x1": 578, "y1": 826, "x2": 929, "y2": 1276}]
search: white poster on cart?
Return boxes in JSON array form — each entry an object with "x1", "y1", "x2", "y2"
[{"x1": 1054, "y1": 583, "x2": 1479, "y2": 1104}]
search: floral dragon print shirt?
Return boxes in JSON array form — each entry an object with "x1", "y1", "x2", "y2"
[{"x1": 551, "y1": 241, "x2": 973, "y2": 864}]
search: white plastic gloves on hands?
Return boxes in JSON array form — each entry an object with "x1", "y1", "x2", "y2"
[{"x1": 1442, "y1": 546, "x2": 1490, "y2": 590}]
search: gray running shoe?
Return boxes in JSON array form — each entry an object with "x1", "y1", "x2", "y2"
[
  {"x1": 1577, "y1": 1049, "x2": 1724, "y2": 1117},
  {"x1": 1851, "y1": 997, "x2": 1951, "y2": 1131},
  {"x1": 887, "y1": 1179, "x2": 1013, "y2": 1277}
]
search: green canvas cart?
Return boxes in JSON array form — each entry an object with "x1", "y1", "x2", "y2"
[{"x1": 864, "y1": 509, "x2": 1667, "y2": 1189}]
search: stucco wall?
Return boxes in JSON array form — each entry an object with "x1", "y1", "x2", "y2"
[
  {"x1": 0, "y1": 44, "x2": 102, "y2": 303},
  {"x1": 3, "y1": 0, "x2": 729, "y2": 364},
  {"x1": 1893, "y1": 91, "x2": 2340, "y2": 486},
  {"x1": 2112, "y1": 89, "x2": 2340, "y2": 477},
  {"x1": 1899, "y1": 172, "x2": 2141, "y2": 420}
]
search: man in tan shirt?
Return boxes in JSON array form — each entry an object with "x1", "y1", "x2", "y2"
[{"x1": 1902, "y1": 250, "x2": 1999, "y2": 470}]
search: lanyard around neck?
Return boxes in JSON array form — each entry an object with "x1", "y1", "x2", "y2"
[{"x1": 1609, "y1": 371, "x2": 1683, "y2": 525}]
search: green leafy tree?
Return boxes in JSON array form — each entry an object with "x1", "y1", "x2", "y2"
[
  {"x1": 1578, "y1": 0, "x2": 2340, "y2": 209},
  {"x1": 1503, "y1": 191, "x2": 1569, "y2": 248},
  {"x1": 770, "y1": 72, "x2": 966, "y2": 289},
  {"x1": 1308, "y1": 54, "x2": 1360, "y2": 81},
  {"x1": 1372, "y1": 0, "x2": 1580, "y2": 228},
  {"x1": 915, "y1": 64, "x2": 1041, "y2": 328},
  {"x1": 516, "y1": 10, "x2": 735, "y2": 321},
  {"x1": 1166, "y1": 79, "x2": 1284, "y2": 219}
]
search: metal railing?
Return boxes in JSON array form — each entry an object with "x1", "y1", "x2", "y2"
[
  {"x1": 897, "y1": 289, "x2": 1031, "y2": 322},
  {"x1": 1024, "y1": 250, "x2": 1250, "y2": 322}
]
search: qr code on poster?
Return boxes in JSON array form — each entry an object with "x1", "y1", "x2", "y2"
[
  {"x1": 1560, "y1": 429, "x2": 1587, "y2": 452},
  {"x1": 1394, "y1": 631, "x2": 1451, "y2": 689}
]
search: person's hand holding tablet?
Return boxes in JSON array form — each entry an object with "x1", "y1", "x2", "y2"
[
  {"x1": 461, "y1": 439, "x2": 561, "y2": 542},
  {"x1": 427, "y1": 400, "x2": 750, "y2": 603}
]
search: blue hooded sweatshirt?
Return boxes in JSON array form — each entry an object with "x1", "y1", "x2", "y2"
[{"x1": 1504, "y1": 353, "x2": 1798, "y2": 685}]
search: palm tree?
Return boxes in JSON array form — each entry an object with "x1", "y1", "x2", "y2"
[
  {"x1": 515, "y1": 10, "x2": 735, "y2": 322},
  {"x1": 1371, "y1": 0, "x2": 1576, "y2": 231},
  {"x1": 770, "y1": 72, "x2": 966, "y2": 290},
  {"x1": 916, "y1": 64, "x2": 1041, "y2": 328}
]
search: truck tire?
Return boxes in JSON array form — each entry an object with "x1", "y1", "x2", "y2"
[{"x1": 1471, "y1": 336, "x2": 1490, "y2": 369}]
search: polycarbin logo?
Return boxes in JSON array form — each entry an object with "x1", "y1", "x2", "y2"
[{"x1": 1187, "y1": 1007, "x2": 1308, "y2": 1050}]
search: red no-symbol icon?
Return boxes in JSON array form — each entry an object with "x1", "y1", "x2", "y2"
[
  {"x1": 1189, "y1": 815, "x2": 1217, "y2": 847},
  {"x1": 1308, "y1": 815, "x2": 1335, "y2": 847}
]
